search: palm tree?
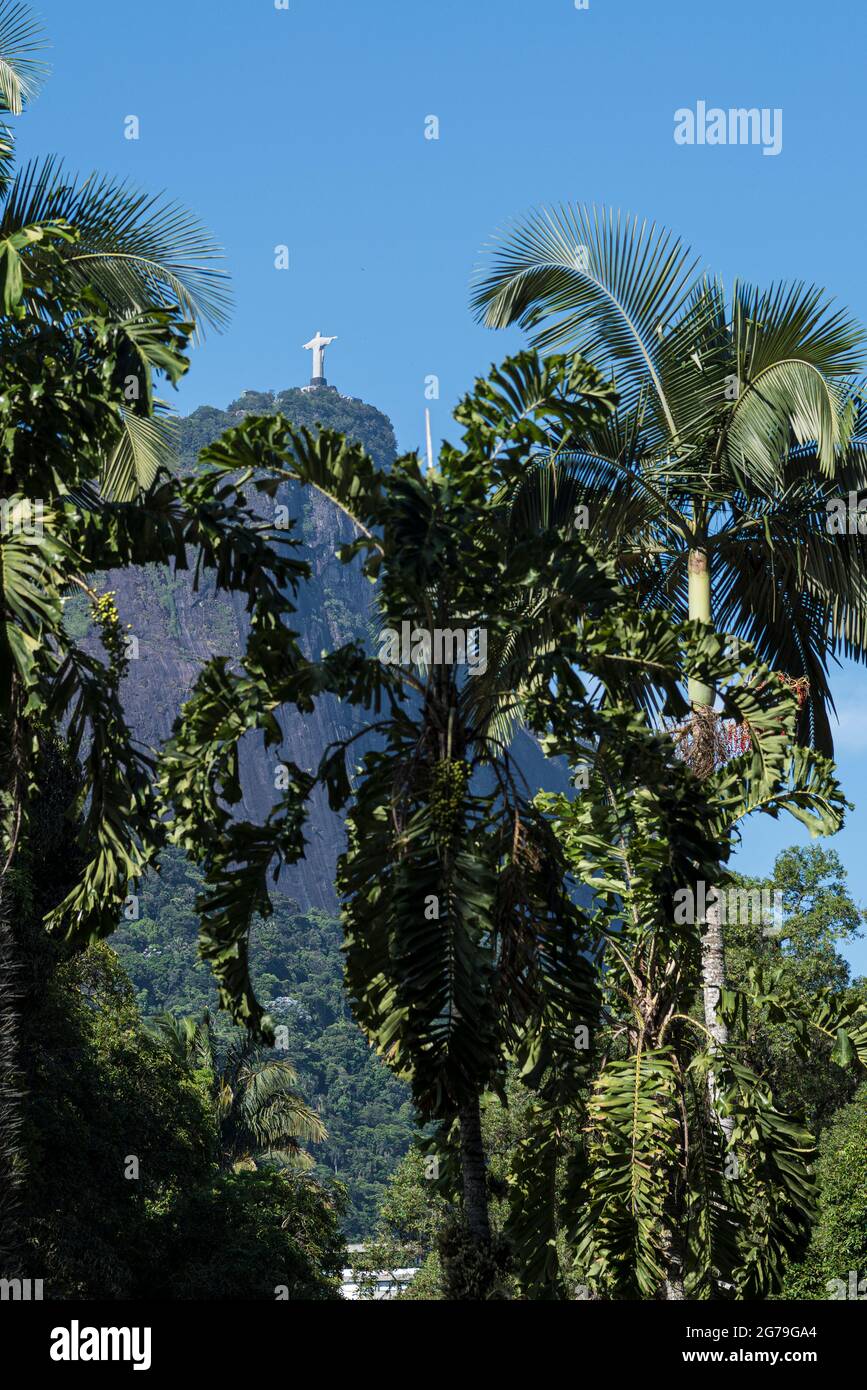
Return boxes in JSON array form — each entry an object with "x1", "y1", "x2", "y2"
[
  {"x1": 148, "y1": 1012, "x2": 327, "y2": 1171},
  {"x1": 472, "y1": 203, "x2": 867, "y2": 1077},
  {"x1": 156, "y1": 351, "x2": 642, "y2": 1290},
  {"x1": 0, "y1": 0, "x2": 231, "y2": 500}
]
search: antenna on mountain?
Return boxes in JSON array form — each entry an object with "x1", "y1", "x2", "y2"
[{"x1": 425, "y1": 408, "x2": 434, "y2": 472}]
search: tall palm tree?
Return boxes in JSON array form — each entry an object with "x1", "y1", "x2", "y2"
[
  {"x1": 0, "y1": 0, "x2": 231, "y2": 500},
  {"x1": 148, "y1": 1012, "x2": 327, "y2": 1171},
  {"x1": 472, "y1": 203, "x2": 867, "y2": 1074}
]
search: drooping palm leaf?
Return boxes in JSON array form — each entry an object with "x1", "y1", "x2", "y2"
[
  {"x1": 472, "y1": 204, "x2": 704, "y2": 443},
  {"x1": 102, "y1": 407, "x2": 180, "y2": 501},
  {"x1": 238, "y1": 1058, "x2": 327, "y2": 1150}
]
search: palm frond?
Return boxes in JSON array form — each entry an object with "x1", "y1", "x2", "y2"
[
  {"x1": 732, "y1": 279, "x2": 867, "y2": 385},
  {"x1": 145, "y1": 1011, "x2": 214, "y2": 1071},
  {"x1": 573, "y1": 1049, "x2": 681, "y2": 1297},
  {"x1": 237, "y1": 1059, "x2": 327, "y2": 1148},
  {"x1": 727, "y1": 359, "x2": 853, "y2": 482},
  {"x1": 0, "y1": 1, "x2": 48, "y2": 116},
  {"x1": 1, "y1": 157, "x2": 231, "y2": 334},
  {"x1": 102, "y1": 408, "x2": 180, "y2": 501},
  {"x1": 472, "y1": 203, "x2": 704, "y2": 443}
]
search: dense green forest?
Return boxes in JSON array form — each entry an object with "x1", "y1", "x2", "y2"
[
  {"x1": 10, "y1": 750, "x2": 346, "y2": 1299},
  {"x1": 179, "y1": 386, "x2": 399, "y2": 472},
  {"x1": 113, "y1": 849, "x2": 415, "y2": 1238}
]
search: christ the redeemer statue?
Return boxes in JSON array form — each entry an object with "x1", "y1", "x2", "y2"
[{"x1": 304, "y1": 331, "x2": 337, "y2": 386}]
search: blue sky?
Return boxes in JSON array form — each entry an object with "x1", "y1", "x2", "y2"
[{"x1": 18, "y1": 0, "x2": 867, "y2": 970}]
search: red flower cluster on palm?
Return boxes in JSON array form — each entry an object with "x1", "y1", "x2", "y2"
[{"x1": 723, "y1": 672, "x2": 810, "y2": 761}]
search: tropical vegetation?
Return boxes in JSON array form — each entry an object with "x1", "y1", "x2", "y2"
[{"x1": 1, "y1": 1, "x2": 865, "y2": 1307}]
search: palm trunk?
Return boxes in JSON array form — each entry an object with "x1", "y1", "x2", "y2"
[
  {"x1": 687, "y1": 546, "x2": 733, "y2": 1142},
  {"x1": 436, "y1": 1094, "x2": 499, "y2": 1300},
  {"x1": 701, "y1": 896, "x2": 735, "y2": 1145},
  {"x1": 700, "y1": 894, "x2": 728, "y2": 1052},
  {"x1": 687, "y1": 548, "x2": 714, "y2": 708},
  {"x1": 659, "y1": 1195, "x2": 686, "y2": 1299},
  {"x1": 0, "y1": 879, "x2": 23, "y2": 1276},
  {"x1": 458, "y1": 1094, "x2": 491, "y2": 1246}
]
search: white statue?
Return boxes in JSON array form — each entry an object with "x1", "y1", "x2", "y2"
[{"x1": 303, "y1": 330, "x2": 337, "y2": 381}]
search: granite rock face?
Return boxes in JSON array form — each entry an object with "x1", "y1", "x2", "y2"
[{"x1": 88, "y1": 386, "x2": 397, "y2": 912}]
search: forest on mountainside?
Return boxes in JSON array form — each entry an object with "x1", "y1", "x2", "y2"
[{"x1": 113, "y1": 848, "x2": 415, "y2": 1239}]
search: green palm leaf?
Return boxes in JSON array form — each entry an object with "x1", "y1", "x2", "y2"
[
  {"x1": 1, "y1": 157, "x2": 231, "y2": 334},
  {"x1": 238, "y1": 1059, "x2": 327, "y2": 1149},
  {"x1": 574, "y1": 1049, "x2": 681, "y2": 1297},
  {"x1": 472, "y1": 204, "x2": 704, "y2": 442},
  {"x1": 0, "y1": 1, "x2": 48, "y2": 116},
  {"x1": 102, "y1": 408, "x2": 179, "y2": 501},
  {"x1": 728, "y1": 359, "x2": 853, "y2": 482}
]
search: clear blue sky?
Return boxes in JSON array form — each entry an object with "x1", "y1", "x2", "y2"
[{"x1": 18, "y1": 0, "x2": 867, "y2": 971}]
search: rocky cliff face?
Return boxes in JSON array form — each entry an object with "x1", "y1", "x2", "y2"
[{"x1": 80, "y1": 385, "x2": 397, "y2": 912}]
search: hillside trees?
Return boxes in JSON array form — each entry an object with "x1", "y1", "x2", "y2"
[
  {"x1": 113, "y1": 854, "x2": 417, "y2": 1239},
  {"x1": 780, "y1": 1084, "x2": 867, "y2": 1300},
  {"x1": 724, "y1": 846, "x2": 866, "y2": 1131},
  {"x1": 147, "y1": 1010, "x2": 327, "y2": 1171},
  {"x1": 9, "y1": 744, "x2": 343, "y2": 1300}
]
